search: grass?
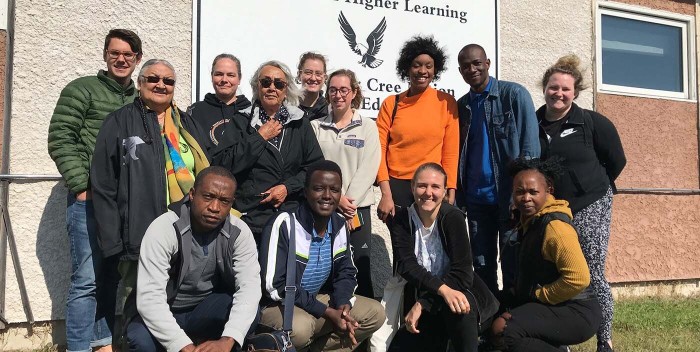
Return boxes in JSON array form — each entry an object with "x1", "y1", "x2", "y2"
[
  {"x1": 571, "y1": 297, "x2": 700, "y2": 352},
  {"x1": 25, "y1": 297, "x2": 700, "y2": 351}
]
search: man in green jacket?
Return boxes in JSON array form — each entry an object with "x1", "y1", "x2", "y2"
[{"x1": 47, "y1": 29, "x2": 142, "y2": 352}]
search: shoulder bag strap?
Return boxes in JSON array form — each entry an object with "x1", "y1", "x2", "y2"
[
  {"x1": 282, "y1": 213, "x2": 296, "y2": 332},
  {"x1": 386, "y1": 94, "x2": 400, "y2": 144}
]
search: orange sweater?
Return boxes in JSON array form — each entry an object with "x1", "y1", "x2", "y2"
[{"x1": 376, "y1": 87, "x2": 459, "y2": 189}]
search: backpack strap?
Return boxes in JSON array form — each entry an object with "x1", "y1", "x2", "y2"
[
  {"x1": 390, "y1": 93, "x2": 400, "y2": 124},
  {"x1": 386, "y1": 93, "x2": 400, "y2": 144},
  {"x1": 282, "y1": 213, "x2": 296, "y2": 333}
]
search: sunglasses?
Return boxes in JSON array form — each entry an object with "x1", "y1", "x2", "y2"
[
  {"x1": 259, "y1": 77, "x2": 287, "y2": 90},
  {"x1": 142, "y1": 75, "x2": 176, "y2": 86}
]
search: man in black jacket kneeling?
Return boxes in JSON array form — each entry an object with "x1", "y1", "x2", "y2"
[{"x1": 257, "y1": 160, "x2": 385, "y2": 351}]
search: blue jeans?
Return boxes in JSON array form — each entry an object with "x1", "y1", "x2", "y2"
[
  {"x1": 66, "y1": 195, "x2": 115, "y2": 352},
  {"x1": 127, "y1": 293, "x2": 235, "y2": 352},
  {"x1": 466, "y1": 204, "x2": 517, "y2": 294}
]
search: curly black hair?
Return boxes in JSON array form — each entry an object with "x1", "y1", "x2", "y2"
[
  {"x1": 508, "y1": 157, "x2": 565, "y2": 190},
  {"x1": 396, "y1": 35, "x2": 448, "y2": 82}
]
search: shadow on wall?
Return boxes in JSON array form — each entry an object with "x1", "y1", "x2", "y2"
[{"x1": 36, "y1": 183, "x2": 70, "y2": 322}]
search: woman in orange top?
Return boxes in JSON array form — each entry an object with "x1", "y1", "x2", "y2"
[{"x1": 376, "y1": 35, "x2": 459, "y2": 223}]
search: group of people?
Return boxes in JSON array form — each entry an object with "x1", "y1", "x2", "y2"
[{"x1": 47, "y1": 28, "x2": 626, "y2": 352}]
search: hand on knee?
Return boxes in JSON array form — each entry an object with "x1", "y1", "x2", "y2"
[{"x1": 490, "y1": 312, "x2": 512, "y2": 349}]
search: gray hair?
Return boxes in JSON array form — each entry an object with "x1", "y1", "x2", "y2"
[
  {"x1": 249, "y1": 60, "x2": 302, "y2": 106},
  {"x1": 137, "y1": 59, "x2": 176, "y2": 87},
  {"x1": 211, "y1": 53, "x2": 241, "y2": 77}
]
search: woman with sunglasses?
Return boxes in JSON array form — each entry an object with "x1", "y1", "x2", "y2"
[
  {"x1": 387, "y1": 162, "x2": 497, "y2": 352},
  {"x1": 91, "y1": 59, "x2": 210, "y2": 343},
  {"x1": 311, "y1": 69, "x2": 381, "y2": 299},
  {"x1": 297, "y1": 52, "x2": 329, "y2": 121},
  {"x1": 376, "y1": 35, "x2": 459, "y2": 224},
  {"x1": 213, "y1": 60, "x2": 324, "y2": 242}
]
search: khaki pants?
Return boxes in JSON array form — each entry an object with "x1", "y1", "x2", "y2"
[{"x1": 259, "y1": 294, "x2": 385, "y2": 352}]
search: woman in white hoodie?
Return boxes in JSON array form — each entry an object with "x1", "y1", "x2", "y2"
[{"x1": 311, "y1": 69, "x2": 381, "y2": 298}]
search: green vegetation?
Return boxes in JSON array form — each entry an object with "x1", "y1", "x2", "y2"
[{"x1": 572, "y1": 297, "x2": 700, "y2": 352}]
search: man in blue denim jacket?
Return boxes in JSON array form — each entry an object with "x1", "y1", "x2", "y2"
[{"x1": 455, "y1": 44, "x2": 540, "y2": 294}]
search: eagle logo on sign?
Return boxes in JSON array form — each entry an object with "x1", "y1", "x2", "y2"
[{"x1": 338, "y1": 11, "x2": 387, "y2": 69}]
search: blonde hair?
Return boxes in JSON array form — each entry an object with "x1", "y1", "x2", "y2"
[{"x1": 541, "y1": 54, "x2": 588, "y2": 98}]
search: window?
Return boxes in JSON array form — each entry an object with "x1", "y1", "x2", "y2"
[{"x1": 597, "y1": 3, "x2": 695, "y2": 100}]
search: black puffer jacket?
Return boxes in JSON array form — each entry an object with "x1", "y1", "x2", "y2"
[
  {"x1": 212, "y1": 102, "x2": 324, "y2": 234},
  {"x1": 187, "y1": 93, "x2": 252, "y2": 152},
  {"x1": 91, "y1": 100, "x2": 209, "y2": 259}
]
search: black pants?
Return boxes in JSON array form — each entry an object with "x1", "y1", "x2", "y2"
[
  {"x1": 503, "y1": 298, "x2": 601, "y2": 352},
  {"x1": 388, "y1": 292, "x2": 479, "y2": 352},
  {"x1": 389, "y1": 177, "x2": 413, "y2": 208},
  {"x1": 350, "y1": 206, "x2": 374, "y2": 298}
]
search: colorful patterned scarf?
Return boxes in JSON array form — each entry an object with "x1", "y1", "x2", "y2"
[{"x1": 162, "y1": 103, "x2": 209, "y2": 203}]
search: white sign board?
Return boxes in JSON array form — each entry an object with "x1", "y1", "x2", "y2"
[{"x1": 193, "y1": 0, "x2": 498, "y2": 116}]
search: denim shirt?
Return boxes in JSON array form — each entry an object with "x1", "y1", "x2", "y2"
[{"x1": 456, "y1": 77, "x2": 540, "y2": 219}]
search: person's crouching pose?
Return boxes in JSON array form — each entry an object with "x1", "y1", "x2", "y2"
[
  {"x1": 127, "y1": 166, "x2": 261, "y2": 352},
  {"x1": 490, "y1": 158, "x2": 602, "y2": 351},
  {"x1": 388, "y1": 162, "x2": 498, "y2": 352},
  {"x1": 258, "y1": 160, "x2": 385, "y2": 351}
]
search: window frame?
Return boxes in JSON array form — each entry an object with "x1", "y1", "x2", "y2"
[{"x1": 596, "y1": 2, "x2": 696, "y2": 100}]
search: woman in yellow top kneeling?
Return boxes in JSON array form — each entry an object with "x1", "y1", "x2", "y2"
[{"x1": 490, "y1": 157, "x2": 602, "y2": 351}]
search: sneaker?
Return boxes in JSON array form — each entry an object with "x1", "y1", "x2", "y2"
[
  {"x1": 559, "y1": 346, "x2": 570, "y2": 352},
  {"x1": 597, "y1": 341, "x2": 614, "y2": 352}
]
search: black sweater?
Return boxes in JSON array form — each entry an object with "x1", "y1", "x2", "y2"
[
  {"x1": 211, "y1": 103, "x2": 324, "y2": 233},
  {"x1": 187, "y1": 93, "x2": 252, "y2": 153},
  {"x1": 390, "y1": 203, "x2": 498, "y2": 322},
  {"x1": 537, "y1": 103, "x2": 626, "y2": 213},
  {"x1": 91, "y1": 101, "x2": 209, "y2": 259}
]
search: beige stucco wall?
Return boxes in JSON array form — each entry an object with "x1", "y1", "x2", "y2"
[
  {"x1": 3, "y1": 0, "x2": 193, "y2": 323},
  {"x1": 595, "y1": 0, "x2": 700, "y2": 282}
]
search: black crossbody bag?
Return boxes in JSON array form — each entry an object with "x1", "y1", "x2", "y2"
[{"x1": 244, "y1": 214, "x2": 297, "y2": 352}]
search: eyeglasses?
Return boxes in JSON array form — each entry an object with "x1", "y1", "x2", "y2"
[
  {"x1": 141, "y1": 75, "x2": 176, "y2": 86},
  {"x1": 301, "y1": 70, "x2": 325, "y2": 79},
  {"x1": 259, "y1": 77, "x2": 287, "y2": 90},
  {"x1": 328, "y1": 87, "x2": 352, "y2": 97},
  {"x1": 105, "y1": 49, "x2": 138, "y2": 61}
]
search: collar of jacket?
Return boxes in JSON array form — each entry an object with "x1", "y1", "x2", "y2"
[
  {"x1": 317, "y1": 108, "x2": 363, "y2": 130},
  {"x1": 536, "y1": 102, "x2": 585, "y2": 125},
  {"x1": 407, "y1": 202, "x2": 465, "y2": 235},
  {"x1": 518, "y1": 194, "x2": 573, "y2": 232},
  {"x1": 247, "y1": 101, "x2": 305, "y2": 127},
  {"x1": 295, "y1": 200, "x2": 346, "y2": 239},
  {"x1": 465, "y1": 76, "x2": 499, "y2": 101},
  {"x1": 170, "y1": 195, "x2": 233, "y2": 240},
  {"x1": 203, "y1": 92, "x2": 253, "y2": 110},
  {"x1": 97, "y1": 69, "x2": 136, "y2": 95}
]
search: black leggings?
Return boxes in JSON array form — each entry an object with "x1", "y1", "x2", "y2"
[
  {"x1": 389, "y1": 177, "x2": 413, "y2": 208},
  {"x1": 388, "y1": 292, "x2": 479, "y2": 352},
  {"x1": 350, "y1": 206, "x2": 374, "y2": 298},
  {"x1": 502, "y1": 298, "x2": 601, "y2": 352}
]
